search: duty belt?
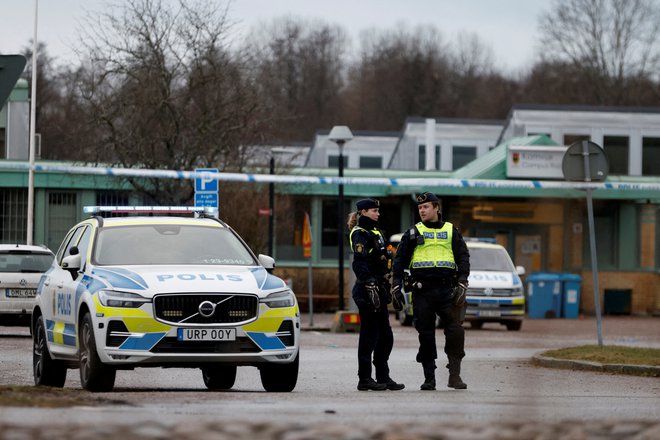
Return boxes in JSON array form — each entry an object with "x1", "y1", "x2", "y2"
[{"x1": 410, "y1": 278, "x2": 455, "y2": 290}]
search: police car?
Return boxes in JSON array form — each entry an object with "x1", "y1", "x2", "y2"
[
  {"x1": 32, "y1": 207, "x2": 300, "y2": 392},
  {"x1": 392, "y1": 236, "x2": 525, "y2": 331}
]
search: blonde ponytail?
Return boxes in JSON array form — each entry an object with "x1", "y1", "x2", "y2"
[{"x1": 347, "y1": 211, "x2": 359, "y2": 230}]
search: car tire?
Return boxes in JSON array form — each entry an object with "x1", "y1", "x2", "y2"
[
  {"x1": 201, "y1": 364, "x2": 237, "y2": 390},
  {"x1": 79, "y1": 312, "x2": 116, "y2": 392},
  {"x1": 505, "y1": 320, "x2": 522, "y2": 331},
  {"x1": 33, "y1": 315, "x2": 67, "y2": 387},
  {"x1": 398, "y1": 309, "x2": 413, "y2": 326},
  {"x1": 259, "y1": 352, "x2": 299, "y2": 392},
  {"x1": 469, "y1": 321, "x2": 484, "y2": 329}
]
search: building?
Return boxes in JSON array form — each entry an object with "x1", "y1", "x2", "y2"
[{"x1": 1, "y1": 82, "x2": 659, "y2": 316}]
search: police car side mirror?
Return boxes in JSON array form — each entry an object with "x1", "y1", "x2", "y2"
[
  {"x1": 516, "y1": 266, "x2": 526, "y2": 276},
  {"x1": 62, "y1": 253, "x2": 81, "y2": 271},
  {"x1": 258, "y1": 254, "x2": 275, "y2": 273}
]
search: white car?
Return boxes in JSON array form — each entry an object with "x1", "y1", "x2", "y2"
[
  {"x1": 32, "y1": 207, "x2": 300, "y2": 392},
  {"x1": 392, "y1": 236, "x2": 525, "y2": 331},
  {"x1": 0, "y1": 244, "x2": 54, "y2": 324}
]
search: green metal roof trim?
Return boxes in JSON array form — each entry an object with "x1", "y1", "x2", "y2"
[
  {"x1": 0, "y1": 160, "x2": 135, "y2": 190},
  {"x1": 451, "y1": 134, "x2": 559, "y2": 179}
]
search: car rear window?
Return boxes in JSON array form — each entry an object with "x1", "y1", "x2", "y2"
[
  {"x1": 93, "y1": 224, "x2": 257, "y2": 266},
  {"x1": 469, "y1": 247, "x2": 516, "y2": 272},
  {"x1": 0, "y1": 251, "x2": 54, "y2": 273}
]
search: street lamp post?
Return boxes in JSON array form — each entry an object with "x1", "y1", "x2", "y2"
[{"x1": 328, "y1": 126, "x2": 353, "y2": 311}]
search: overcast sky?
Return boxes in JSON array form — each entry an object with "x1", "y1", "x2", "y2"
[{"x1": 1, "y1": 0, "x2": 550, "y2": 73}]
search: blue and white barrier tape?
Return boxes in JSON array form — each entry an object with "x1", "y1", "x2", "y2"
[{"x1": 1, "y1": 161, "x2": 659, "y2": 192}]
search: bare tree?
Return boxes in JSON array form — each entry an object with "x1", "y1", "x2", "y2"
[
  {"x1": 73, "y1": 0, "x2": 266, "y2": 204},
  {"x1": 538, "y1": 0, "x2": 660, "y2": 104},
  {"x1": 345, "y1": 24, "x2": 451, "y2": 130},
  {"x1": 246, "y1": 17, "x2": 349, "y2": 142}
]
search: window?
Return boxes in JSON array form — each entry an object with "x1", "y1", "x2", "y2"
[
  {"x1": 321, "y1": 199, "x2": 350, "y2": 260},
  {"x1": 328, "y1": 155, "x2": 348, "y2": 168},
  {"x1": 642, "y1": 137, "x2": 660, "y2": 176},
  {"x1": 0, "y1": 127, "x2": 5, "y2": 158},
  {"x1": 563, "y1": 134, "x2": 590, "y2": 146},
  {"x1": 359, "y1": 156, "x2": 382, "y2": 169},
  {"x1": 418, "y1": 145, "x2": 440, "y2": 170},
  {"x1": 275, "y1": 198, "x2": 311, "y2": 261},
  {"x1": 0, "y1": 188, "x2": 27, "y2": 243},
  {"x1": 452, "y1": 146, "x2": 477, "y2": 170},
  {"x1": 583, "y1": 202, "x2": 617, "y2": 270},
  {"x1": 603, "y1": 136, "x2": 629, "y2": 175}
]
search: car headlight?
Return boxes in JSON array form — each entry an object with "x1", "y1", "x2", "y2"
[
  {"x1": 98, "y1": 290, "x2": 151, "y2": 308},
  {"x1": 261, "y1": 290, "x2": 295, "y2": 308},
  {"x1": 512, "y1": 286, "x2": 524, "y2": 296}
]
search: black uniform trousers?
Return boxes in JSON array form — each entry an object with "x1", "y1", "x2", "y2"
[
  {"x1": 412, "y1": 285, "x2": 465, "y2": 366},
  {"x1": 355, "y1": 286, "x2": 393, "y2": 381}
]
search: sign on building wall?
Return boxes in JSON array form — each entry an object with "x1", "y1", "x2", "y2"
[{"x1": 506, "y1": 145, "x2": 568, "y2": 179}]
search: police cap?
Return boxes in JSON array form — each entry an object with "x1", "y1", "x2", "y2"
[
  {"x1": 416, "y1": 192, "x2": 439, "y2": 204},
  {"x1": 356, "y1": 198, "x2": 380, "y2": 211}
]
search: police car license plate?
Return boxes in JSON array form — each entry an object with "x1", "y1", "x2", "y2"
[
  {"x1": 479, "y1": 310, "x2": 501, "y2": 317},
  {"x1": 6, "y1": 288, "x2": 36, "y2": 298},
  {"x1": 177, "y1": 328, "x2": 236, "y2": 341}
]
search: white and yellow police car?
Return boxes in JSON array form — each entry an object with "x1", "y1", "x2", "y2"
[{"x1": 32, "y1": 207, "x2": 300, "y2": 392}]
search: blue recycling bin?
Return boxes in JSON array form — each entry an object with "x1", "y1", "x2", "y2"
[
  {"x1": 526, "y1": 273, "x2": 563, "y2": 319},
  {"x1": 560, "y1": 273, "x2": 582, "y2": 319}
]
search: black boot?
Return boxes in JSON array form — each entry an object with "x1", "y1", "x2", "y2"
[
  {"x1": 378, "y1": 377, "x2": 405, "y2": 391},
  {"x1": 357, "y1": 378, "x2": 387, "y2": 391},
  {"x1": 420, "y1": 363, "x2": 436, "y2": 391},
  {"x1": 447, "y1": 358, "x2": 467, "y2": 389}
]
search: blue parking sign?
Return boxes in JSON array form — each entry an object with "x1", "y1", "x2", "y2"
[
  {"x1": 195, "y1": 192, "x2": 218, "y2": 207},
  {"x1": 195, "y1": 168, "x2": 219, "y2": 192}
]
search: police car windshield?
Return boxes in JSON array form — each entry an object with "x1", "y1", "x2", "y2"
[
  {"x1": 469, "y1": 247, "x2": 515, "y2": 272},
  {"x1": 93, "y1": 225, "x2": 256, "y2": 266}
]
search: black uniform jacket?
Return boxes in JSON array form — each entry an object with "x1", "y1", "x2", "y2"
[
  {"x1": 350, "y1": 215, "x2": 390, "y2": 285},
  {"x1": 392, "y1": 218, "x2": 470, "y2": 288}
]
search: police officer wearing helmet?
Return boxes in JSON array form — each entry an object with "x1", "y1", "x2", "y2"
[
  {"x1": 391, "y1": 192, "x2": 470, "y2": 390},
  {"x1": 348, "y1": 198, "x2": 404, "y2": 391}
]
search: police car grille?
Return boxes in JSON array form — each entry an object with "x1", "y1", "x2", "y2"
[
  {"x1": 154, "y1": 294, "x2": 258, "y2": 324},
  {"x1": 468, "y1": 288, "x2": 516, "y2": 297}
]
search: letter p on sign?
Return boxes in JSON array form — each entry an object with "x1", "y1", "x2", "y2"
[{"x1": 195, "y1": 168, "x2": 219, "y2": 192}]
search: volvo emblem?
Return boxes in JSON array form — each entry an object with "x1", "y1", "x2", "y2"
[
  {"x1": 484, "y1": 287, "x2": 494, "y2": 296},
  {"x1": 198, "y1": 301, "x2": 216, "y2": 317},
  {"x1": 19, "y1": 279, "x2": 28, "y2": 287}
]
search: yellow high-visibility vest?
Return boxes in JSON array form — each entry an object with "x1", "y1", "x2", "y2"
[{"x1": 410, "y1": 222, "x2": 456, "y2": 270}]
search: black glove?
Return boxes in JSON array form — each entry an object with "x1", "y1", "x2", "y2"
[
  {"x1": 453, "y1": 281, "x2": 468, "y2": 306},
  {"x1": 391, "y1": 284, "x2": 404, "y2": 312},
  {"x1": 365, "y1": 282, "x2": 381, "y2": 311}
]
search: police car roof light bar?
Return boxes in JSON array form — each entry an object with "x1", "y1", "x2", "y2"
[{"x1": 83, "y1": 206, "x2": 218, "y2": 217}]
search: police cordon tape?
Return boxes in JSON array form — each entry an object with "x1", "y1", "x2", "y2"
[{"x1": 2, "y1": 161, "x2": 660, "y2": 192}]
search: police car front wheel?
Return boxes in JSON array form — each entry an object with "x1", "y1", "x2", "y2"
[
  {"x1": 259, "y1": 353, "x2": 299, "y2": 392},
  {"x1": 79, "y1": 312, "x2": 117, "y2": 392}
]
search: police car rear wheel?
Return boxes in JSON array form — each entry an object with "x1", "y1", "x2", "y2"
[
  {"x1": 33, "y1": 315, "x2": 67, "y2": 387},
  {"x1": 505, "y1": 320, "x2": 522, "y2": 331},
  {"x1": 79, "y1": 313, "x2": 116, "y2": 392},
  {"x1": 398, "y1": 310, "x2": 413, "y2": 326},
  {"x1": 201, "y1": 364, "x2": 237, "y2": 390},
  {"x1": 259, "y1": 353, "x2": 299, "y2": 392}
]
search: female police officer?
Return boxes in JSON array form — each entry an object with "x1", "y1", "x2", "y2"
[{"x1": 348, "y1": 198, "x2": 404, "y2": 391}]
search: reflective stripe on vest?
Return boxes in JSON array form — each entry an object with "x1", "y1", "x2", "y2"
[
  {"x1": 349, "y1": 226, "x2": 384, "y2": 253},
  {"x1": 410, "y1": 222, "x2": 456, "y2": 270}
]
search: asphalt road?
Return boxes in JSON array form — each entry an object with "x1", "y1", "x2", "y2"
[{"x1": 0, "y1": 315, "x2": 658, "y2": 438}]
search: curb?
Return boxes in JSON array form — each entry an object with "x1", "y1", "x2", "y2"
[{"x1": 531, "y1": 355, "x2": 660, "y2": 377}]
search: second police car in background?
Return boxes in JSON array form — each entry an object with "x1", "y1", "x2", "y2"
[
  {"x1": 392, "y1": 235, "x2": 525, "y2": 331},
  {"x1": 32, "y1": 207, "x2": 300, "y2": 392}
]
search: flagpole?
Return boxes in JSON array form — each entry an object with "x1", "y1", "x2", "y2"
[{"x1": 27, "y1": 0, "x2": 39, "y2": 245}]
